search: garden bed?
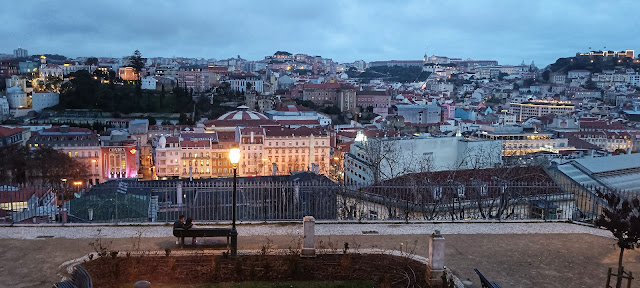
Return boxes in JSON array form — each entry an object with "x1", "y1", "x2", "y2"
[{"x1": 83, "y1": 253, "x2": 428, "y2": 288}]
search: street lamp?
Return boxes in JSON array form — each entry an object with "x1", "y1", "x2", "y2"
[{"x1": 229, "y1": 148, "x2": 241, "y2": 256}]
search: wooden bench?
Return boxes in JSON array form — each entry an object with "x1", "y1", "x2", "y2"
[
  {"x1": 173, "y1": 228, "x2": 232, "y2": 248},
  {"x1": 474, "y1": 269, "x2": 502, "y2": 288}
]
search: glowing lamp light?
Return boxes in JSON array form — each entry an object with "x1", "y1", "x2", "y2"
[
  {"x1": 229, "y1": 148, "x2": 241, "y2": 166},
  {"x1": 91, "y1": 159, "x2": 97, "y2": 163},
  {"x1": 73, "y1": 181, "x2": 83, "y2": 186},
  {"x1": 129, "y1": 148, "x2": 137, "y2": 155}
]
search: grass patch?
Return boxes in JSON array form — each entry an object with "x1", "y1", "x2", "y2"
[{"x1": 123, "y1": 281, "x2": 375, "y2": 288}]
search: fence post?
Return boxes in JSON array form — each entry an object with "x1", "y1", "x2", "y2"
[
  {"x1": 9, "y1": 189, "x2": 14, "y2": 225},
  {"x1": 301, "y1": 216, "x2": 316, "y2": 257},
  {"x1": 426, "y1": 230, "x2": 445, "y2": 287}
]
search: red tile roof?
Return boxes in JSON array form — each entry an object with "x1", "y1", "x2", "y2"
[
  {"x1": 216, "y1": 131, "x2": 237, "y2": 142},
  {"x1": 180, "y1": 140, "x2": 211, "y2": 148},
  {"x1": 264, "y1": 126, "x2": 327, "y2": 137},
  {"x1": 277, "y1": 120, "x2": 321, "y2": 125},
  {"x1": 274, "y1": 104, "x2": 313, "y2": 112},
  {"x1": 0, "y1": 127, "x2": 24, "y2": 138},
  {"x1": 303, "y1": 83, "x2": 355, "y2": 90}
]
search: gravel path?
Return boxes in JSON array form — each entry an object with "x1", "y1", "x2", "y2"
[{"x1": 0, "y1": 222, "x2": 612, "y2": 239}]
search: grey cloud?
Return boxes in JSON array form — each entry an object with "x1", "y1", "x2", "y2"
[{"x1": 1, "y1": 0, "x2": 638, "y2": 66}]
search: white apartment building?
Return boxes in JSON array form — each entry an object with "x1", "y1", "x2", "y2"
[
  {"x1": 263, "y1": 126, "x2": 331, "y2": 175},
  {"x1": 509, "y1": 101, "x2": 575, "y2": 122},
  {"x1": 572, "y1": 131, "x2": 634, "y2": 152},
  {"x1": 141, "y1": 76, "x2": 157, "y2": 90},
  {"x1": 0, "y1": 97, "x2": 9, "y2": 118},
  {"x1": 39, "y1": 65, "x2": 64, "y2": 79},
  {"x1": 227, "y1": 72, "x2": 264, "y2": 93},
  {"x1": 627, "y1": 72, "x2": 640, "y2": 87},
  {"x1": 567, "y1": 70, "x2": 591, "y2": 79}
]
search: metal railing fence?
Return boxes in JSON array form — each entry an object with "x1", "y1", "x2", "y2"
[{"x1": 0, "y1": 179, "x2": 635, "y2": 224}]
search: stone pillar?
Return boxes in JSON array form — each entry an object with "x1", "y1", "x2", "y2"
[
  {"x1": 426, "y1": 230, "x2": 445, "y2": 286},
  {"x1": 301, "y1": 216, "x2": 316, "y2": 257}
]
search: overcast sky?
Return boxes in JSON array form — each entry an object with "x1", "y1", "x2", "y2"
[{"x1": 2, "y1": 0, "x2": 638, "y2": 66}]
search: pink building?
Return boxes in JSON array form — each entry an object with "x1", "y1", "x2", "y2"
[
  {"x1": 178, "y1": 66, "x2": 210, "y2": 93},
  {"x1": 441, "y1": 104, "x2": 456, "y2": 120},
  {"x1": 356, "y1": 90, "x2": 391, "y2": 108}
]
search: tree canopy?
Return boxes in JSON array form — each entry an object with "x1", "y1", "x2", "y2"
[
  {"x1": 128, "y1": 50, "x2": 145, "y2": 77},
  {"x1": 0, "y1": 145, "x2": 89, "y2": 185},
  {"x1": 356, "y1": 66, "x2": 432, "y2": 83}
]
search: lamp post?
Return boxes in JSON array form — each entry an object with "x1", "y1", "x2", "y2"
[{"x1": 229, "y1": 148, "x2": 241, "y2": 256}]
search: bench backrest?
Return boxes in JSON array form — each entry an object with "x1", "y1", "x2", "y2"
[{"x1": 173, "y1": 228, "x2": 231, "y2": 238}]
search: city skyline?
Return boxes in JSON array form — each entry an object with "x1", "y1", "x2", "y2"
[{"x1": 2, "y1": 0, "x2": 639, "y2": 66}]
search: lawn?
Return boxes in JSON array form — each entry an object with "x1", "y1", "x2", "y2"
[{"x1": 123, "y1": 281, "x2": 375, "y2": 288}]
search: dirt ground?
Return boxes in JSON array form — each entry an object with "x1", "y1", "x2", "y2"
[{"x1": 0, "y1": 233, "x2": 637, "y2": 288}]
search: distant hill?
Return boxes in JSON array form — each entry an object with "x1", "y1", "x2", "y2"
[
  {"x1": 547, "y1": 55, "x2": 639, "y2": 74},
  {"x1": 355, "y1": 66, "x2": 431, "y2": 83},
  {"x1": 28, "y1": 54, "x2": 67, "y2": 63}
]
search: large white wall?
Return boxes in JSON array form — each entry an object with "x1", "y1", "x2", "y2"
[
  {"x1": 32, "y1": 92, "x2": 60, "y2": 112},
  {"x1": 141, "y1": 76, "x2": 157, "y2": 90}
]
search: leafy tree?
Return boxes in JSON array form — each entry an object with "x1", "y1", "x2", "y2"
[
  {"x1": 321, "y1": 105, "x2": 341, "y2": 115},
  {"x1": 92, "y1": 68, "x2": 107, "y2": 80},
  {"x1": 346, "y1": 67, "x2": 360, "y2": 78},
  {"x1": 95, "y1": 85, "x2": 114, "y2": 111},
  {"x1": 30, "y1": 147, "x2": 89, "y2": 185},
  {"x1": 294, "y1": 99, "x2": 317, "y2": 109},
  {"x1": 542, "y1": 70, "x2": 550, "y2": 82},
  {"x1": 128, "y1": 50, "x2": 145, "y2": 80},
  {"x1": 0, "y1": 144, "x2": 29, "y2": 183},
  {"x1": 178, "y1": 113, "x2": 188, "y2": 125},
  {"x1": 85, "y1": 57, "x2": 99, "y2": 71},
  {"x1": 585, "y1": 79, "x2": 597, "y2": 90},
  {"x1": 44, "y1": 75, "x2": 63, "y2": 92},
  {"x1": 596, "y1": 189, "x2": 640, "y2": 288},
  {"x1": 357, "y1": 66, "x2": 432, "y2": 83},
  {"x1": 614, "y1": 148, "x2": 628, "y2": 155},
  {"x1": 0, "y1": 145, "x2": 88, "y2": 184},
  {"x1": 59, "y1": 70, "x2": 100, "y2": 109}
]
